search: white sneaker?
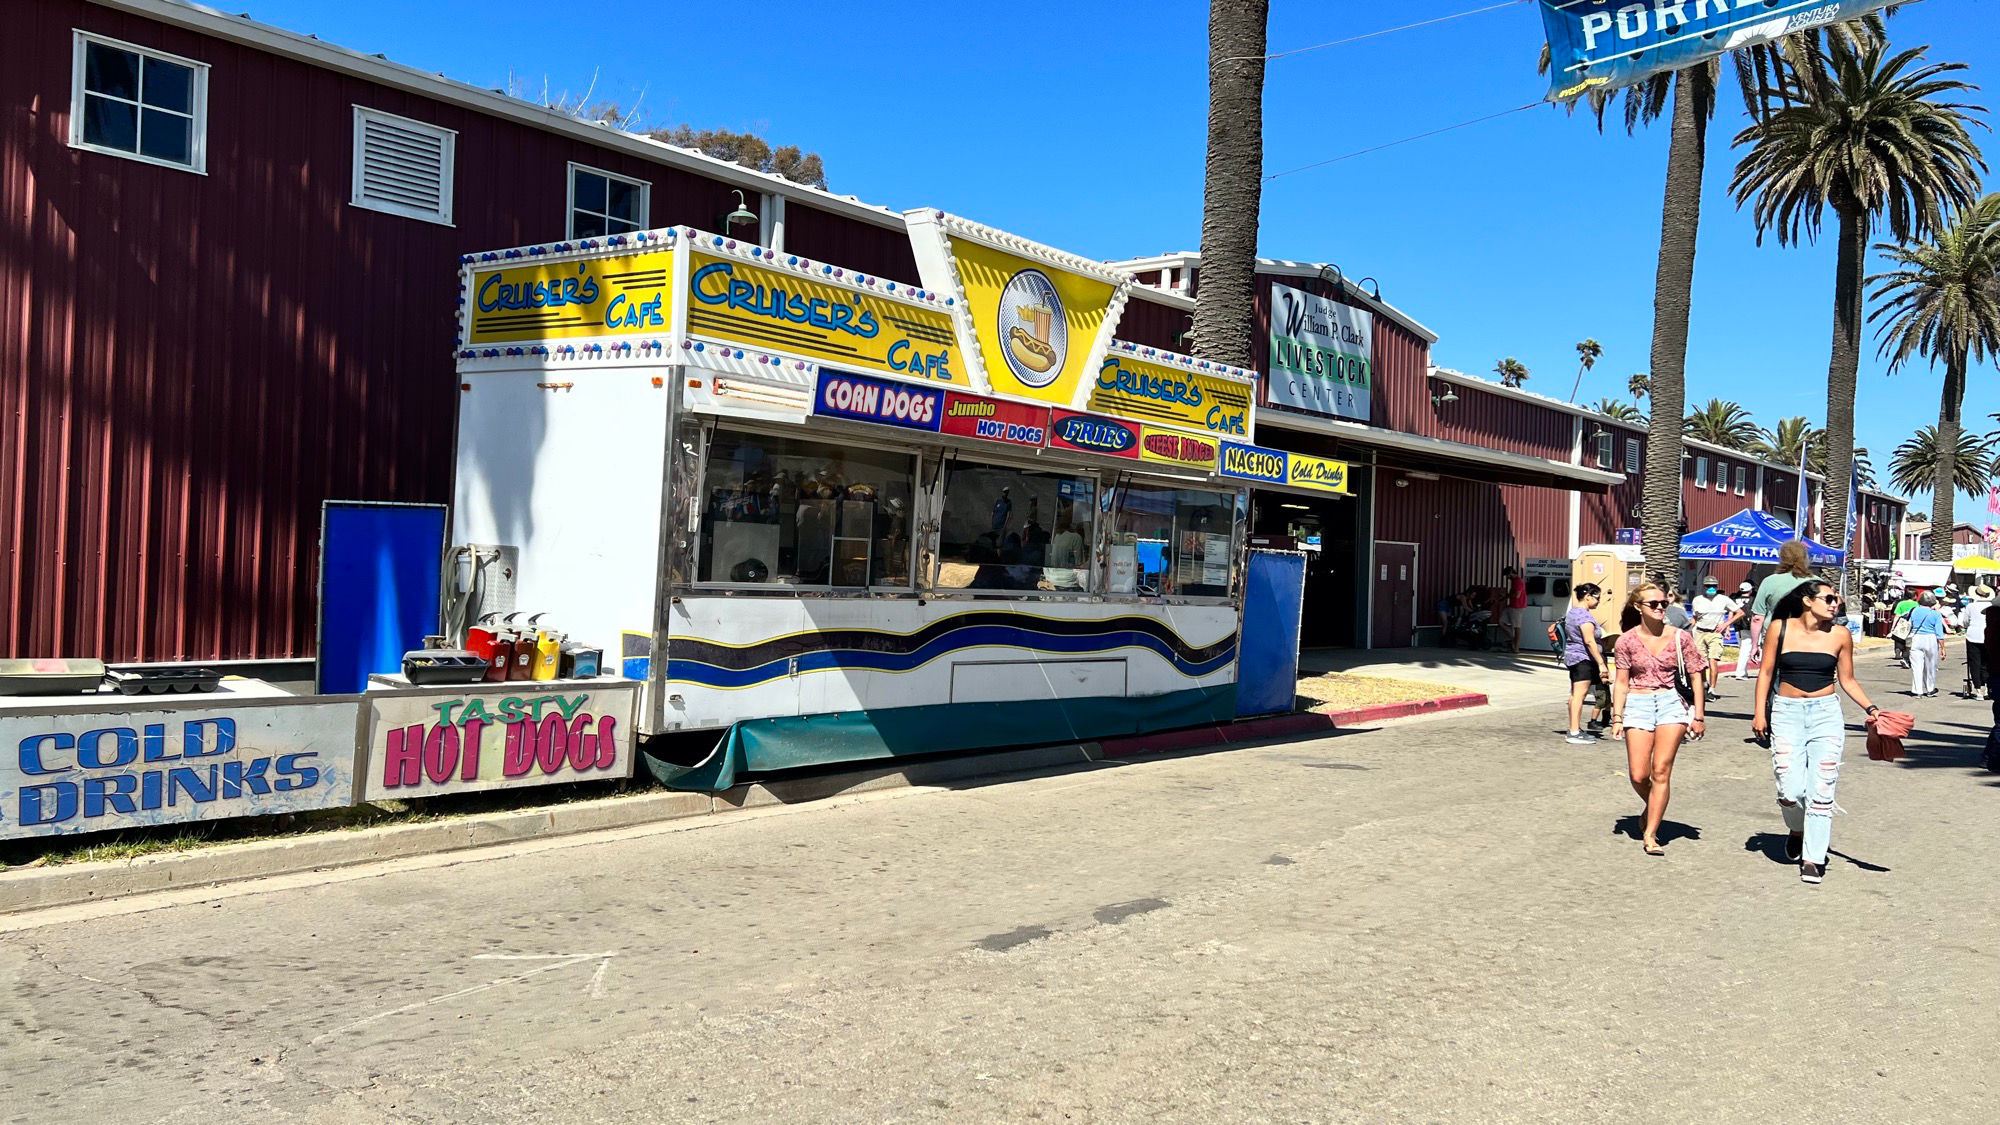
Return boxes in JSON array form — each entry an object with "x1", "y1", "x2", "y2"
[{"x1": 1565, "y1": 732, "x2": 1595, "y2": 745}]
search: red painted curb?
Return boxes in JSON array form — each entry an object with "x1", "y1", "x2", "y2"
[
  {"x1": 1315, "y1": 692, "x2": 1489, "y2": 726},
  {"x1": 1097, "y1": 711, "x2": 1337, "y2": 759}
]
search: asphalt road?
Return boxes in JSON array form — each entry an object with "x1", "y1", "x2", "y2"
[{"x1": 3, "y1": 650, "x2": 1996, "y2": 1123}]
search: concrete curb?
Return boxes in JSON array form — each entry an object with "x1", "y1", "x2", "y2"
[
  {"x1": 0, "y1": 743, "x2": 1102, "y2": 916},
  {"x1": 1315, "y1": 692, "x2": 1489, "y2": 726}
]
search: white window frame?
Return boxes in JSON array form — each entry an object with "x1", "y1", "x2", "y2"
[
  {"x1": 350, "y1": 106, "x2": 456, "y2": 226},
  {"x1": 1734, "y1": 466, "x2": 1747, "y2": 496},
  {"x1": 566, "y1": 162, "x2": 651, "y2": 239},
  {"x1": 1595, "y1": 433, "x2": 1614, "y2": 469},
  {"x1": 1715, "y1": 462, "x2": 1729, "y2": 492},
  {"x1": 1694, "y1": 456, "x2": 1709, "y2": 488},
  {"x1": 1624, "y1": 438, "x2": 1640, "y2": 474},
  {"x1": 69, "y1": 30, "x2": 209, "y2": 174}
]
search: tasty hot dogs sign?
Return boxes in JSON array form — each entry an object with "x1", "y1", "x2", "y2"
[{"x1": 362, "y1": 683, "x2": 638, "y2": 800}]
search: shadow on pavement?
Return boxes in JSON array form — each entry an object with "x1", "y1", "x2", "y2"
[
  {"x1": 1743, "y1": 833, "x2": 1892, "y2": 872},
  {"x1": 1612, "y1": 814, "x2": 1700, "y2": 845}
]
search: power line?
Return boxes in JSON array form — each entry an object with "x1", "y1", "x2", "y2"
[
  {"x1": 1264, "y1": 102, "x2": 1541, "y2": 182},
  {"x1": 1229, "y1": 0, "x2": 1534, "y2": 63}
]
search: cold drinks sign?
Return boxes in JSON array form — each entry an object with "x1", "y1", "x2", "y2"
[
  {"x1": 0, "y1": 698, "x2": 360, "y2": 841},
  {"x1": 1266, "y1": 283, "x2": 1373, "y2": 422}
]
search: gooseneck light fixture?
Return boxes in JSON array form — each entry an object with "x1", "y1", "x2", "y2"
[{"x1": 723, "y1": 190, "x2": 758, "y2": 230}]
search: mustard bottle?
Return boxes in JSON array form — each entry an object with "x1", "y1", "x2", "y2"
[{"x1": 532, "y1": 630, "x2": 563, "y2": 681}]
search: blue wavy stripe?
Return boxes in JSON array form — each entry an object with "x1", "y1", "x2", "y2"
[{"x1": 669, "y1": 625, "x2": 1238, "y2": 689}]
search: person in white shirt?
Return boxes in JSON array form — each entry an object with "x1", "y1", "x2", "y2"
[
  {"x1": 1964, "y1": 584, "x2": 1993, "y2": 699},
  {"x1": 1689, "y1": 578, "x2": 1744, "y2": 695},
  {"x1": 1729, "y1": 580, "x2": 1760, "y2": 679}
]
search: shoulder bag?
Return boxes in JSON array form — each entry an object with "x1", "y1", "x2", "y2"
[{"x1": 1672, "y1": 627, "x2": 1697, "y2": 708}]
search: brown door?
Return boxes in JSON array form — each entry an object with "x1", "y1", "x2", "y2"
[{"x1": 1372, "y1": 542, "x2": 1417, "y2": 648}]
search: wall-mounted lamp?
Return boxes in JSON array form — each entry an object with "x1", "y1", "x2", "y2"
[
  {"x1": 1175, "y1": 315, "x2": 1196, "y2": 350},
  {"x1": 1394, "y1": 477, "x2": 1410, "y2": 488},
  {"x1": 1318, "y1": 263, "x2": 1344, "y2": 292},
  {"x1": 1429, "y1": 372, "x2": 1457, "y2": 406},
  {"x1": 722, "y1": 189, "x2": 758, "y2": 230},
  {"x1": 1358, "y1": 277, "x2": 1382, "y2": 300}
]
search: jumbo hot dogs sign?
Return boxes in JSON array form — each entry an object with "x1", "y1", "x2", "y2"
[{"x1": 362, "y1": 683, "x2": 638, "y2": 800}]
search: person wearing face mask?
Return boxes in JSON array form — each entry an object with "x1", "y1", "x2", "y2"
[
  {"x1": 1750, "y1": 579, "x2": 1882, "y2": 885},
  {"x1": 1611, "y1": 583, "x2": 1708, "y2": 857},
  {"x1": 1689, "y1": 576, "x2": 1743, "y2": 697}
]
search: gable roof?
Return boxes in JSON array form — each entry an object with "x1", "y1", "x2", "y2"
[{"x1": 90, "y1": 0, "x2": 905, "y2": 230}]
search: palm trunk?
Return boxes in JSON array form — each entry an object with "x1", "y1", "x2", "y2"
[
  {"x1": 1640, "y1": 68, "x2": 1708, "y2": 587},
  {"x1": 1822, "y1": 199, "x2": 1865, "y2": 569},
  {"x1": 1191, "y1": 0, "x2": 1269, "y2": 370},
  {"x1": 1928, "y1": 355, "x2": 1966, "y2": 562}
]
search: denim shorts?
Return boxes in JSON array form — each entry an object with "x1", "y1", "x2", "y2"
[{"x1": 1623, "y1": 689, "x2": 1691, "y2": 731}]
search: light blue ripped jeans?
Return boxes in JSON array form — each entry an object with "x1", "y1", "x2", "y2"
[{"x1": 1769, "y1": 695, "x2": 1846, "y2": 865}]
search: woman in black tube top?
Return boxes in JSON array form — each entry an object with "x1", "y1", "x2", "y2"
[{"x1": 1750, "y1": 579, "x2": 1880, "y2": 886}]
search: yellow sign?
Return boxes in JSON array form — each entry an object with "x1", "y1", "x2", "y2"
[
  {"x1": 1287, "y1": 453, "x2": 1352, "y2": 495},
  {"x1": 467, "y1": 250, "x2": 673, "y2": 344},
  {"x1": 1138, "y1": 426, "x2": 1220, "y2": 472},
  {"x1": 949, "y1": 238, "x2": 1117, "y2": 405},
  {"x1": 1089, "y1": 354, "x2": 1253, "y2": 437},
  {"x1": 687, "y1": 253, "x2": 963, "y2": 384}
]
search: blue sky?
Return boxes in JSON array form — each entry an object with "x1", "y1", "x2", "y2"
[{"x1": 255, "y1": 0, "x2": 1999, "y2": 519}]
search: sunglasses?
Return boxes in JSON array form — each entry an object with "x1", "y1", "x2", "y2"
[
  {"x1": 1811, "y1": 593, "x2": 1840, "y2": 605},
  {"x1": 1641, "y1": 599, "x2": 1670, "y2": 610}
]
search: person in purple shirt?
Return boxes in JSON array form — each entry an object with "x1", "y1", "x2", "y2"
[{"x1": 1562, "y1": 583, "x2": 1611, "y2": 744}]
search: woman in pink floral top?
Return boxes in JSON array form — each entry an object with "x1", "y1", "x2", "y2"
[{"x1": 1611, "y1": 582, "x2": 1708, "y2": 856}]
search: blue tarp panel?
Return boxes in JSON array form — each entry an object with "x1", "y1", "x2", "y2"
[
  {"x1": 317, "y1": 502, "x2": 447, "y2": 694},
  {"x1": 1678, "y1": 508, "x2": 1844, "y2": 566},
  {"x1": 1237, "y1": 550, "x2": 1307, "y2": 718}
]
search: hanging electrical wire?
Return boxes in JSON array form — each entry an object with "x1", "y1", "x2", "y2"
[
  {"x1": 1263, "y1": 102, "x2": 1541, "y2": 181},
  {"x1": 1230, "y1": 0, "x2": 1534, "y2": 63}
]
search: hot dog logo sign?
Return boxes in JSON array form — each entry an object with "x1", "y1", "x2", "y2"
[{"x1": 904, "y1": 210, "x2": 1131, "y2": 410}]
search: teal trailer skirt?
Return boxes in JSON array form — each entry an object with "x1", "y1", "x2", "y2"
[{"x1": 646, "y1": 685, "x2": 1237, "y2": 792}]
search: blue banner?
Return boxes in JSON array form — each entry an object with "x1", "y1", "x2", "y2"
[
  {"x1": 811, "y1": 369, "x2": 943, "y2": 432},
  {"x1": 1540, "y1": 1, "x2": 1895, "y2": 102}
]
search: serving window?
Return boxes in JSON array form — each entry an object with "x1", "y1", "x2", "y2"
[
  {"x1": 1109, "y1": 483, "x2": 1239, "y2": 599},
  {"x1": 696, "y1": 428, "x2": 915, "y2": 588},
  {"x1": 934, "y1": 459, "x2": 1100, "y2": 594}
]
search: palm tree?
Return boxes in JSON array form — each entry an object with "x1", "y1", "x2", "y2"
[
  {"x1": 1754, "y1": 416, "x2": 1817, "y2": 465},
  {"x1": 1732, "y1": 40, "x2": 1986, "y2": 563},
  {"x1": 1683, "y1": 399, "x2": 1762, "y2": 449},
  {"x1": 1888, "y1": 425, "x2": 1995, "y2": 498},
  {"x1": 1870, "y1": 193, "x2": 2000, "y2": 559},
  {"x1": 1595, "y1": 397, "x2": 1645, "y2": 422},
  {"x1": 1539, "y1": 28, "x2": 1868, "y2": 583},
  {"x1": 1494, "y1": 357, "x2": 1530, "y2": 388},
  {"x1": 1189, "y1": 1, "x2": 1269, "y2": 369},
  {"x1": 1627, "y1": 372, "x2": 1652, "y2": 404},
  {"x1": 1539, "y1": 20, "x2": 1889, "y2": 583},
  {"x1": 1568, "y1": 338, "x2": 1603, "y2": 402}
]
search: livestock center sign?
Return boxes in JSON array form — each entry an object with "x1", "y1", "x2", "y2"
[
  {"x1": 0, "y1": 698, "x2": 360, "y2": 841},
  {"x1": 361, "y1": 680, "x2": 637, "y2": 801},
  {"x1": 1539, "y1": 0, "x2": 1895, "y2": 101},
  {"x1": 1266, "y1": 283, "x2": 1373, "y2": 422}
]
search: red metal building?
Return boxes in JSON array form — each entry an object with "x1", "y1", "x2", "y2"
[{"x1": 3, "y1": 0, "x2": 935, "y2": 663}]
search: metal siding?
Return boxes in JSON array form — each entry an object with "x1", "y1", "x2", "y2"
[
  {"x1": 2, "y1": 1, "x2": 914, "y2": 661},
  {"x1": 1373, "y1": 476, "x2": 1571, "y2": 623},
  {"x1": 782, "y1": 203, "x2": 919, "y2": 286},
  {"x1": 1118, "y1": 294, "x2": 1191, "y2": 352}
]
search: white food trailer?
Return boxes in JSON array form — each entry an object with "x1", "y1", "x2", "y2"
[{"x1": 449, "y1": 212, "x2": 1338, "y2": 789}]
